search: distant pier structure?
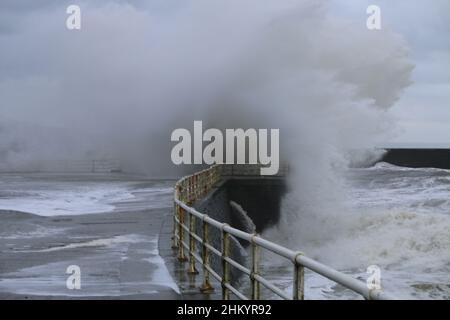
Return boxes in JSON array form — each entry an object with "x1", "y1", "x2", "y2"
[
  {"x1": 381, "y1": 147, "x2": 450, "y2": 169},
  {"x1": 54, "y1": 159, "x2": 122, "y2": 173},
  {"x1": 0, "y1": 159, "x2": 122, "y2": 173},
  {"x1": 46, "y1": 158, "x2": 122, "y2": 173}
]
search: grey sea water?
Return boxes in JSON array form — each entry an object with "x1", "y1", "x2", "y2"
[
  {"x1": 1, "y1": 165, "x2": 449, "y2": 299},
  {"x1": 259, "y1": 162, "x2": 450, "y2": 300}
]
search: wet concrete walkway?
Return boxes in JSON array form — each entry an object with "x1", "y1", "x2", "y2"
[
  {"x1": 158, "y1": 215, "x2": 221, "y2": 300},
  {"x1": 0, "y1": 175, "x2": 181, "y2": 299}
]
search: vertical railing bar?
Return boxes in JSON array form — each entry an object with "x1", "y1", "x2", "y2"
[
  {"x1": 172, "y1": 184, "x2": 179, "y2": 249},
  {"x1": 172, "y1": 201, "x2": 179, "y2": 249},
  {"x1": 251, "y1": 234, "x2": 260, "y2": 300},
  {"x1": 187, "y1": 211, "x2": 198, "y2": 274},
  {"x1": 293, "y1": 252, "x2": 305, "y2": 300},
  {"x1": 221, "y1": 226, "x2": 230, "y2": 300},
  {"x1": 199, "y1": 216, "x2": 214, "y2": 293},
  {"x1": 177, "y1": 205, "x2": 187, "y2": 261},
  {"x1": 177, "y1": 183, "x2": 187, "y2": 262}
]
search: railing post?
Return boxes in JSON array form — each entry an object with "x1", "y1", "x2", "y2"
[
  {"x1": 189, "y1": 176, "x2": 192, "y2": 202},
  {"x1": 172, "y1": 186, "x2": 180, "y2": 249},
  {"x1": 199, "y1": 217, "x2": 214, "y2": 293},
  {"x1": 177, "y1": 205, "x2": 187, "y2": 262},
  {"x1": 251, "y1": 234, "x2": 260, "y2": 300},
  {"x1": 191, "y1": 175, "x2": 195, "y2": 202},
  {"x1": 221, "y1": 226, "x2": 230, "y2": 300},
  {"x1": 194, "y1": 175, "x2": 199, "y2": 200},
  {"x1": 187, "y1": 212, "x2": 198, "y2": 274},
  {"x1": 203, "y1": 172, "x2": 207, "y2": 196},
  {"x1": 293, "y1": 253, "x2": 305, "y2": 300},
  {"x1": 187, "y1": 177, "x2": 191, "y2": 203},
  {"x1": 172, "y1": 203, "x2": 178, "y2": 249}
]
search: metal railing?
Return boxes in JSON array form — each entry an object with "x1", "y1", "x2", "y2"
[{"x1": 172, "y1": 164, "x2": 394, "y2": 300}]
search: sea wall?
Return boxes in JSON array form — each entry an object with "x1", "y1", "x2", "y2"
[
  {"x1": 381, "y1": 149, "x2": 450, "y2": 169},
  {"x1": 193, "y1": 177, "x2": 287, "y2": 284}
]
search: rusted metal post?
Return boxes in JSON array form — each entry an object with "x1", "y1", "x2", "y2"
[
  {"x1": 203, "y1": 172, "x2": 207, "y2": 196},
  {"x1": 188, "y1": 176, "x2": 191, "y2": 202},
  {"x1": 177, "y1": 205, "x2": 187, "y2": 262},
  {"x1": 251, "y1": 235, "x2": 260, "y2": 299},
  {"x1": 172, "y1": 203, "x2": 178, "y2": 249},
  {"x1": 194, "y1": 174, "x2": 198, "y2": 200},
  {"x1": 187, "y1": 212, "x2": 198, "y2": 274},
  {"x1": 199, "y1": 217, "x2": 214, "y2": 293},
  {"x1": 172, "y1": 186, "x2": 180, "y2": 249},
  {"x1": 191, "y1": 175, "x2": 195, "y2": 202},
  {"x1": 221, "y1": 227, "x2": 230, "y2": 300},
  {"x1": 187, "y1": 177, "x2": 190, "y2": 203},
  {"x1": 293, "y1": 254, "x2": 305, "y2": 300}
]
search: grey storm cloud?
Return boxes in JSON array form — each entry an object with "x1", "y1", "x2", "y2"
[{"x1": 0, "y1": 0, "x2": 445, "y2": 174}]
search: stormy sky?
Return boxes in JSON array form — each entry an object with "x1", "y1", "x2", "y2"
[
  {"x1": 0, "y1": 0, "x2": 448, "y2": 172},
  {"x1": 332, "y1": 0, "x2": 450, "y2": 144}
]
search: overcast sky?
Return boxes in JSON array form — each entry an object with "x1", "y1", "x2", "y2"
[{"x1": 0, "y1": 0, "x2": 449, "y2": 145}]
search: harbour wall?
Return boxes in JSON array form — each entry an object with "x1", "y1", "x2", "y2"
[
  {"x1": 193, "y1": 177, "x2": 287, "y2": 284},
  {"x1": 381, "y1": 148, "x2": 450, "y2": 169}
]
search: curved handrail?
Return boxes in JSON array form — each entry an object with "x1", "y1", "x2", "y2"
[{"x1": 172, "y1": 164, "x2": 394, "y2": 300}]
